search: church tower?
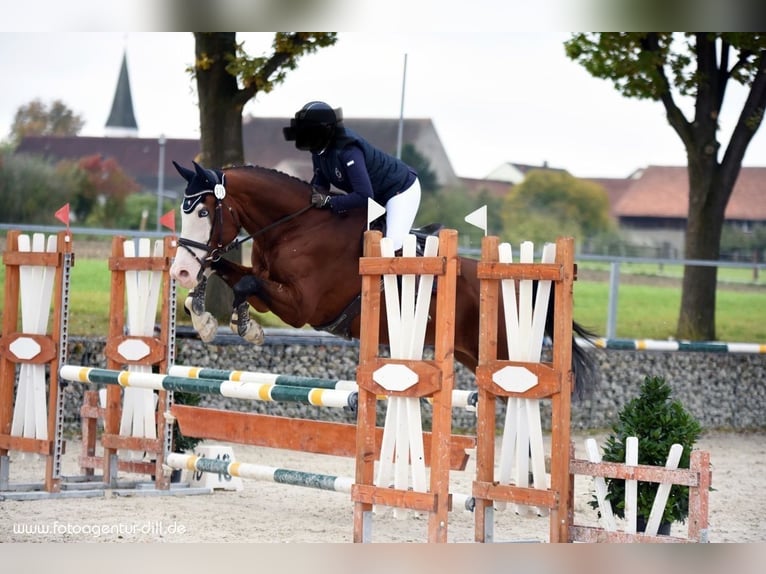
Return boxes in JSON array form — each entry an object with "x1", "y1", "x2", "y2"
[{"x1": 105, "y1": 50, "x2": 138, "y2": 137}]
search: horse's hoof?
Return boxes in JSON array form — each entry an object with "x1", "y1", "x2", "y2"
[
  {"x1": 193, "y1": 312, "x2": 218, "y2": 343},
  {"x1": 229, "y1": 317, "x2": 264, "y2": 345},
  {"x1": 242, "y1": 322, "x2": 265, "y2": 345}
]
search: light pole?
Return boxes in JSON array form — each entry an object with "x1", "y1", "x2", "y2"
[{"x1": 156, "y1": 134, "x2": 166, "y2": 231}]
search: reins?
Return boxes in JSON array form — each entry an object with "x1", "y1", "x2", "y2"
[{"x1": 177, "y1": 185, "x2": 313, "y2": 281}]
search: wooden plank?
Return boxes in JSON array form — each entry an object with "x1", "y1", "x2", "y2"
[
  {"x1": 569, "y1": 525, "x2": 694, "y2": 544},
  {"x1": 172, "y1": 404, "x2": 474, "y2": 471},
  {"x1": 351, "y1": 483, "x2": 438, "y2": 513},
  {"x1": 570, "y1": 458, "x2": 700, "y2": 486},
  {"x1": 476, "y1": 262, "x2": 563, "y2": 281},
  {"x1": 472, "y1": 479, "x2": 557, "y2": 508},
  {"x1": 358, "y1": 256, "x2": 445, "y2": 276}
]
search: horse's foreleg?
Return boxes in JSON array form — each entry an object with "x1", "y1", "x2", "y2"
[
  {"x1": 184, "y1": 276, "x2": 218, "y2": 343},
  {"x1": 230, "y1": 275, "x2": 264, "y2": 345}
]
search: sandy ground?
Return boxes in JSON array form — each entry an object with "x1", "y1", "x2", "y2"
[{"x1": 1, "y1": 430, "x2": 764, "y2": 543}]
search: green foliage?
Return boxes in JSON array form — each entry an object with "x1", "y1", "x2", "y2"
[
  {"x1": 0, "y1": 152, "x2": 71, "y2": 223},
  {"x1": 172, "y1": 392, "x2": 204, "y2": 453},
  {"x1": 501, "y1": 170, "x2": 613, "y2": 245},
  {"x1": 112, "y1": 193, "x2": 177, "y2": 230},
  {"x1": 592, "y1": 376, "x2": 702, "y2": 525},
  {"x1": 401, "y1": 143, "x2": 438, "y2": 193},
  {"x1": 564, "y1": 33, "x2": 766, "y2": 100}
]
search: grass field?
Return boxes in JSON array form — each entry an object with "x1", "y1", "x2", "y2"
[{"x1": 1, "y1": 255, "x2": 764, "y2": 342}]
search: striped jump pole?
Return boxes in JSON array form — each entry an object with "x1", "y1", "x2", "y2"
[
  {"x1": 60, "y1": 366, "x2": 357, "y2": 409},
  {"x1": 170, "y1": 364, "x2": 478, "y2": 410},
  {"x1": 164, "y1": 453, "x2": 475, "y2": 512}
]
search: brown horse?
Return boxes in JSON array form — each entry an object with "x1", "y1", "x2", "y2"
[{"x1": 169, "y1": 161, "x2": 597, "y2": 396}]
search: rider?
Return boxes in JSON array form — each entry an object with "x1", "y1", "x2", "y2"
[{"x1": 283, "y1": 101, "x2": 421, "y2": 252}]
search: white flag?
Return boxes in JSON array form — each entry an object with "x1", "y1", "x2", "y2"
[
  {"x1": 367, "y1": 198, "x2": 387, "y2": 229},
  {"x1": 464, "y1": 205, "x2": 487, "y2": 235}
]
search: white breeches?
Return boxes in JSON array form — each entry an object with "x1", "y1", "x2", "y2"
[{"x1": 385, "y1": 177, "x2": 422, "y2": 252}]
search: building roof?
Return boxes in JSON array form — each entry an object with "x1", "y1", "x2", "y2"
[
  {"x1": 105, "y1": 51, "x2": 138, "y2": 136},
  {"x1": 457, "y1": 176, "x2": 512, "y2": 198},
  {"x1": 15, "y1": 135, "x2": 199, "y2": 193},
  {"x1": 614, "y1": 165, "x2": 766, "y2": 221},
  {"x1": 484, "y1": 162, "x2": 569, "y2": 184},
  {"x1": 584, "y1": 176, "x2": 634, "y2": 219}
]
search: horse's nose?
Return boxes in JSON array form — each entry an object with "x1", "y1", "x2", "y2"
[{"x1": 170, "y1": 263, "x2": 196, "y2": 289}]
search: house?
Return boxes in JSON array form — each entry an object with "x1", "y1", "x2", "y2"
[{"x1": 611, "y1": 165, "x2": 766, "y2": 253}]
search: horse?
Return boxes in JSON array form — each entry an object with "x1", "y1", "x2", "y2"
[{"x1": 169, "y1": 161, "x2": 598, "y2": 397}]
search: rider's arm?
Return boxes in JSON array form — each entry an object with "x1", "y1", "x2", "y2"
[{"x1": 326, "y1": 145, "x2": 371, "y2": 214}]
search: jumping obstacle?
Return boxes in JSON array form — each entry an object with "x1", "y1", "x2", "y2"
[
  {"x1": 63, "y1": 366, "x2": 359, "y2": 410},
  {"x1": 78, "y1": 236, "x2": 177, "y2": 489},
  {"x1": 168, "y1": 364, "x2": 478, "y2": 409},
  {"x1": 569, "y1": 439, "x2": 711, "y2": 542},
  {"x1": 473, "y1": 236, "x2": 577, "y2": 543},
  {"x1": 352, "y1": 229, "x2": 460, "y2": 543},
  {"x1": 163, "y1": 452, "x2": 475, "y2": 512},
  {"x1": 0, "y1": 230, "x2": 72, "y2": 493}
]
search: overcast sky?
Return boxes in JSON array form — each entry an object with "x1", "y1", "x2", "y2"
[{"x1": 1, "y1": 31, "x2": 763, "y2": 179}]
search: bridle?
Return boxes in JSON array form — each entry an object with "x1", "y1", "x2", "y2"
[{"x1": 177, "y1": 174, "x2": 313, "y2": 282}]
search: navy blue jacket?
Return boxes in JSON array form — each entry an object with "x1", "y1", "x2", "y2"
[{"x1": 311, "y1": 128, "x2": 417, "y2": 214}]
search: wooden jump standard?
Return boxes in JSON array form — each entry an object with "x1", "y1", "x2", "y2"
[{"x1": 0, "y1": 230, "x2": 72, "y2": 493}]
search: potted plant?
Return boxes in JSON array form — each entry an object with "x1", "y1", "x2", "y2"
[{"x1": 591, "y1": 375, "x2": 702, "y2": 534}]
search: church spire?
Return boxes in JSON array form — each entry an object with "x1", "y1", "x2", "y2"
[{"x1": 105, "y1": 50, "x2": 138, "y2": 137}]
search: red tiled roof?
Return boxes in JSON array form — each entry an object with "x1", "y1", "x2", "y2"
[
  {"x1": 585, "y1": 177, "x2": 634, "y2": 218},
  {"x1": 614, "y1": 165, "x2": 766, "y2": 221}
]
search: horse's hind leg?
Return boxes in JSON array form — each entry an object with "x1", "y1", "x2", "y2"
[
  {"x1": 184, "y1": 276, "x2": 218, "y2": 343},
  {"x1": 230, "y1": 275, "x2": 264, "y2": 345}
]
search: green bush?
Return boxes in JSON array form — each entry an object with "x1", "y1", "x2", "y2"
[{"x1": 592, "y1": 375, "x2": 702, "y2": 525}]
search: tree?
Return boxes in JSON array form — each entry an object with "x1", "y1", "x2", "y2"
[
  {"x1": 501, "y1": 169, "x2": 613, "y2": 246},
  {"x1": 192, "y1": 32, "x2": 337, "y2": 320},
  {"x1": 193, "y1": 32, "x2": 337, "y2": 168},
  {"x1": 10, "y1": 99, "x2": 84, "y2": 145},
  {"x1": 0, "y1": 151, "x2": 71, "y2": 223},
  {"x1": 401, "y1": 143, "x2": 439, "y2": 193},
  {"x1": 56, "y1": 154, "x2": 139, "y2": 227},
  {"x1": 565, "y1": 33, "x2": 766, "y2": 340}
]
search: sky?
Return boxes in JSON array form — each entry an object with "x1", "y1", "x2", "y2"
[{"x1": 1, "y1": 31, "x2": 764, "y2": 180}]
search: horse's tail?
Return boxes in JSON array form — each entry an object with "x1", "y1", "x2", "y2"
[{"x1": 571, "y1": 320, "x2": 600, "y2": 401}]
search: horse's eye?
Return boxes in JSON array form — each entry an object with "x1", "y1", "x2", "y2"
[{"x1": 198, "y1": 208, "x2": 209, "y2": 218}]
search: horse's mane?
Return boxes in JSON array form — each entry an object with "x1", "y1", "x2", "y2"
[{"x1": 224, "y1": 164, "x2": 311, "y2": 188}]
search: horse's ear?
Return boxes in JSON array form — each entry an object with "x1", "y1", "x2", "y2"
[
  {"x1": 173, "y1": 161, "x2": 196, "y2": 183},
  {"x1": 192, "y1": 160, "x2": 219, "y2": 185}
]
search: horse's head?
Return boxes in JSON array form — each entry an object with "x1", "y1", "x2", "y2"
[{"x1": 170, "y1": 160, "x2": 241, "y2": 289}]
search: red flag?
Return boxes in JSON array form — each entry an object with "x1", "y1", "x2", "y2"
[
  {"x1": 159, "y1": 209, "x2": 176, "y2": 232},
  {"x1": 54, "y1": 203, "x2": 70, "y2": 226}
]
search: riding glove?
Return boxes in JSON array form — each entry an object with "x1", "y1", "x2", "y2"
[{"x1": 311, "y1": 190, "x2": 331, "y2": 209}]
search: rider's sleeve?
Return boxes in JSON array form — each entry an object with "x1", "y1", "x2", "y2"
[{"x1": 327, "y1": 145, "x2": 371, "y2": 214}]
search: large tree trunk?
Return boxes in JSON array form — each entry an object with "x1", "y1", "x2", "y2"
[
  {"x1": 194, "y1": 32, "x2": 245, "y2": 321},
  {"x1": 677, "y1": 163, "x2": 727, "y2": 340},
  {"x1": 195, "y1": 33, "x2": 245, "y2": 168}
]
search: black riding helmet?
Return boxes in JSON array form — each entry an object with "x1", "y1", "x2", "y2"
[{"x1": 283, "y1": 101, "x2": 343, "y2": 153}]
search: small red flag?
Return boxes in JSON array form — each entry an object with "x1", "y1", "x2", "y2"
[
  {"x1": 54, "y1": 203, "x2": 70, "y2": 226},
  {"x1": 159, "y1": 209, "x2": 176, "y2": 232}
]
